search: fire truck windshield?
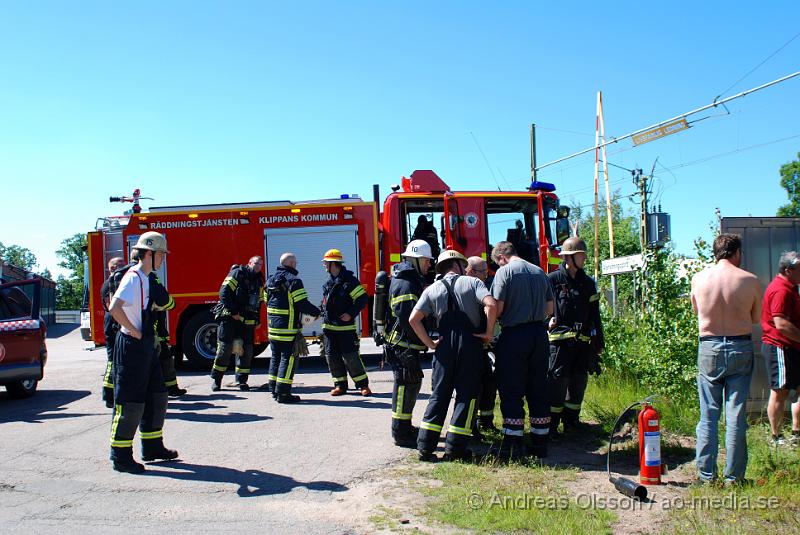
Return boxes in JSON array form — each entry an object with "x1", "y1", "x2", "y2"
[{"x1": 486, "y1": 198, "x2": 540, "y2": 265}]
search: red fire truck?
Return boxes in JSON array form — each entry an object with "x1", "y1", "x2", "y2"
[{"x1": 84, "y1": 170, "x2": 570, "y2": 367}]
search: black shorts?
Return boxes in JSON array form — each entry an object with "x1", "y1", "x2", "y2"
[{"x1": 761, "y1": 343, "x2": 800, "y2": 391}]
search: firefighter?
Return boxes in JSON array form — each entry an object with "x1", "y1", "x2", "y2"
[
  {"x1": 150, "y1": 273, "x2": 186, "y2": 397},
  {"x1": 385, "y1": 239, "x2": 434, "y2": 447},
  {"x1": 107, "y1": 231, "x2": 177, "y2": 473},
  {"x1": 409, "y1": 250, "x2": 497, "y2": 462},
  {"x1": 210, "y1": 256, "x2": 265, "y2": 392},
  {"x1": 491, "y1": 240, "x2": 554, "y2": 460},
  {"x1": 265, "y1": 253, "x2": 321, "y2": 403},
  {"x1": 100, "y1": 256, "x2": 126, "y2": 408},
  {"x1": 547, "y1": 236, "x2": 604, "y2": 437},
  {"x1": 465, "y1": 256, "x2": 499, "y2": 436},
  {"x1": 321, "y1": 249, "x2": 371, "y2": 396}
]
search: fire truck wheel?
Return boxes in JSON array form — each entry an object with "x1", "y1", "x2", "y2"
[{"x1": 182, "y1": 309, "x2": 218, "y2": 369}]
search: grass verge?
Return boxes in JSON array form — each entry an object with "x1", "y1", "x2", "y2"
[{"x1": 420, "y1": 460, "x2": 615, "y2": 534}]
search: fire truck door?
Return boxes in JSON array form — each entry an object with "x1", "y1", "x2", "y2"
[
  {"x1": 264, "y1": 225, "x2": 360, "y2": 337},
  {"x1": 443, "y1": 195, "x2": 464, "y2": 252}
]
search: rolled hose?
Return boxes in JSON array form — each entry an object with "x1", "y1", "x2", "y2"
[{"x1": 607, "y1": 395, "x2": 658, "y2": 500}]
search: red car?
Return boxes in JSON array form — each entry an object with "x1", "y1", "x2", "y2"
[{"x1": 0, "y1": 279, "x2": 48, "y2": 397}]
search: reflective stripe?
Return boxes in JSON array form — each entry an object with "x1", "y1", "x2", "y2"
[
  {"x1": 550, "y1": 406, "x2": 564, "y2": 413},
  {"x1": 332, "y1": 375, "x2": 347, "y2": 383},
  {"x1": 390, "y1": 294, "x2": 418, "y2": 307},
  {"x1": 323, "y1": 323, "x2": 357, "y2": 331},
  {"x1": 267, "y1": 307, "x2": 289, "y2": 315},
  {"x1": 285, "y1": 356, "x2": 295, "y2": 380},
  {"x1": 276, "y1": 377, "x2": 294, "y2": 384},
  {"x1": 269, "y1": 334, "x2": 295, "y2": 342},
  {"x1": 266, "y1": 374, "x2": 277, "y2": 381},
  {"x1": 244, "y1": 319, "x2": 256, "y2": 325},
  {"x1": 392, "y1": 386, "x2": 413, "y2": 420},
  {"x1": 290, "y1": 289, "x2": 308, "y2": 302},
  {"x1": 140, "y1": 429, "x2": 163, "y2": 440},
  {"x1": 164, "y1": 379, "x2": 178, "y2": 387},
  {"x1": 269, "y1": 327, "x2": 299, "y2": 334},
  {"x1": 531, "y1": 428, "x2": 550, "y2": 435},
  {"x1": 236, "y1": 368, "x2": 251, "y2": 374},
  {"x1": 212, "y1": 364, "x2": 227, "y2": 372},
  {"x1": 351, "y1": 373, "x2": 367, "y2": 382},
  {"x1": 110, "y1": 404, "x2": 124, "y2": 446},
  {"x1": 420, "y1": 422, "x2": 443, "y2": 433},
  {"x1": 502, "y1": 428, "x2": 524, "y2": 436},
  {"x1": 564, "y1": 401, "x2": 582, "y2": 410},
  {"x1": 349, "y1": 285, "x2": 366, "y2": 300},
  {"x1": 448, "y1": 425, "x2": 473, "y2": 436},
  {"x1": 549, "y1": 331, "x2": 592, "y2": 342},
  {"x1": 589, "y1": 293, "x2": 601, "y2": 302},
  {"x1": 224, "y1": 276, "x2": 238, "y2": 290},
  {"x1": 386, "y1": 330, "x2": 426, "y2": 350},
  {"x1": 110, "y1": 440, "x2": 133, "y2": 447},
  {"x1": 478, "y1": 410, "x2": 494, "y2": 417}
]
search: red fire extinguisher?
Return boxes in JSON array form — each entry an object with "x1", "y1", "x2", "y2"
[{"x1": 638, "y1": 402, "x2": 661, "y2": 485}]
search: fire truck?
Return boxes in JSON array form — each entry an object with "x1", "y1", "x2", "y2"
[{"x1": 84, "y1": 170, "x2": 570, "y2": 367}]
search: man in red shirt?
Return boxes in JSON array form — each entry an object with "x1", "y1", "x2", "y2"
[{"x1": 761, "y1": 251, "x2": 800, "y2": 446}]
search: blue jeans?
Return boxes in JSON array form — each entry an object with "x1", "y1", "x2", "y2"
[{"x1": 695, "y1": 337, "x2": 753, "y2": 482}]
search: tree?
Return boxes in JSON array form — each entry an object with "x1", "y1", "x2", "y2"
[
  {"x1": 0, "y1": 241, "x2": 38, "y2": 271},
  {"x1": 54, "y1": 233, "x2": 87, "y2": 310},
  {"x1": 777, "y1": 151, "x2": 800, "y2": 216}
]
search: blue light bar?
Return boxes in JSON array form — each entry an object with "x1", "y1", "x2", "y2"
[
  {"x1": 529, "y1": 181, "x2": 556, "y2": 192},
  {"x1": 340, "y1": 194, "x2": 350, "y2": 199}
]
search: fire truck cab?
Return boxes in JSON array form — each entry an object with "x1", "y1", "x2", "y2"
[{"x1": 379, "y1": 170, "x2": 570, "y2": 272}]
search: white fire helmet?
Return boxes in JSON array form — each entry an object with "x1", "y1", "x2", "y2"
[{"x1": 402, "y1": 239, "x2": 434, "y2": 260}]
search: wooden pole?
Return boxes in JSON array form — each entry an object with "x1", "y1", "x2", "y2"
[
  {"x1": 593, "y1": 92, "x2": 600, "y2": 280},
  {"x1": 598, "y1": 91, "x2": 616, "y2": 313}
]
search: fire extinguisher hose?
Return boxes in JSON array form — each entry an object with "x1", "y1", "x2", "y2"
[{"x1": 606, "y1": 395, "x2": 657, "y2": 500}]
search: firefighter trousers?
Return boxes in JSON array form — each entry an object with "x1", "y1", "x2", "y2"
[
  {"x1": 417, "y1": 332, "x2": 482, "y2": 456},
  {"x1": 494, "y1": 323, "x2": 550, "y2": 445},
  {"x1": 211, "y1": 318, "x2": 255, "y2": 384},
  {"x1": 268, "y1": 340, "x2": 298, "y2": 395},
  {"x1": 159, "y1": 341, "x2": 179, "y2": 389},
  {"x1": 548, "y1": 340, "x2": 591, "y2": 430},
  {"x1": 110, "y1": 332, "x2": 169, "y2": 460},
  {"x1": 323, "y1": 330, "x2": 369, "y2": 389},
  {"x1": 386, "y1": 346, "x2": 422, "y2": 439}
]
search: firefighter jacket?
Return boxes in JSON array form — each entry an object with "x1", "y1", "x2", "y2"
[
  {"x1": 386, "y1": 261, "x2": 426, "y2": 351},
  {"x1": 547, "y1": 262, "x2": 604, "y2": 350},
  {"x1": 219, "y1": 265, "x2": 265, "y2": 327},
  {"x1": 266, "y1": 265, "x2": 321, "y2": 342},
  {"x1": 321, "y1": 268, "x2": 367, "y2": 332},
  {"x1": 150, "y1": 273, "x2": 175, "y2": 343}
]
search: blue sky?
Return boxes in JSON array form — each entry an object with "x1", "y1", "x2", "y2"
[{"x1": 1, "y1": 1, "x2": 799, "y2": 277}]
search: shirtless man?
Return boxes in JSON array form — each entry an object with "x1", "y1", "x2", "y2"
[{"x1": 691, "y1": 233, "x2": 761, "y2": 484}]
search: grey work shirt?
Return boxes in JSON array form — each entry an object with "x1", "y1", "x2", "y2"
[
  {"x1": 414, "y1": 273, "x2": 490, "y2": 329},
  {"x1": 492, "y1": 258, "x2": 553, "y2": 327}
]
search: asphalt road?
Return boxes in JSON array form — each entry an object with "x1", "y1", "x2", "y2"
[{"x1": 0, "y1": 324, "x2": 427, "y2": 534}]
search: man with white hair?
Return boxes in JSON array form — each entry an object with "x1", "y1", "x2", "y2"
[{"x1": 761, "y1": 249, "x2": 800, "y2": 447}]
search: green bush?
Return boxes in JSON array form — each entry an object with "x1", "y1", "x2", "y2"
[{"x1": 601, "y1": 247, "x2": 700, "y2": 405}]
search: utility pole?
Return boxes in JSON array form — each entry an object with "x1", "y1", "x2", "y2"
[
  {"x1": 634, "y1": 168, "x2": 648, "y2": 252},
  {"x1": 530, "y1": 123, "x2": 537, "y2": 181}
]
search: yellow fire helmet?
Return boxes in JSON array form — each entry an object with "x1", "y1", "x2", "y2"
[
  {"x1": 435, "y1": 249, "x2": 468, "y2": 274},
  {"x1": 322, "y1": 248, "x2": 344, "y2": 263}
]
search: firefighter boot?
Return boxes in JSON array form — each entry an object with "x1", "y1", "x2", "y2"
[
  {"x1": 110, "y1": 447, "x2": 145, "y2": 474},
  {"x1": 168, "y1": 385, "x2": 187, "y2": 397},
  {"x1": 210, "y1": 369, "x2": 223, "y2": 392},
  {"x1": 528, "y1": 434, "x2": 548, "y2": 459},
  {"x1": 141, "y1": 438, "x2": 179, "y2": 462},
  {"x1": 276, "y1": 393, "x2": 301, "y2": 404},
  {"x1": 495, "y1": 435, "x2": 526, "y2": 462},
  {"x1": 330, "y1": 386, "x2": 347, "y2": 396}
]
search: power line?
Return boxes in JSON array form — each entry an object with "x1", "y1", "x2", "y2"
[
  {"x1": 716, "y1": 30, "x2": 800, "y2": 99},
  {"x1": 469, "y1": 131, "x2": 502, "y2": 191}
]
